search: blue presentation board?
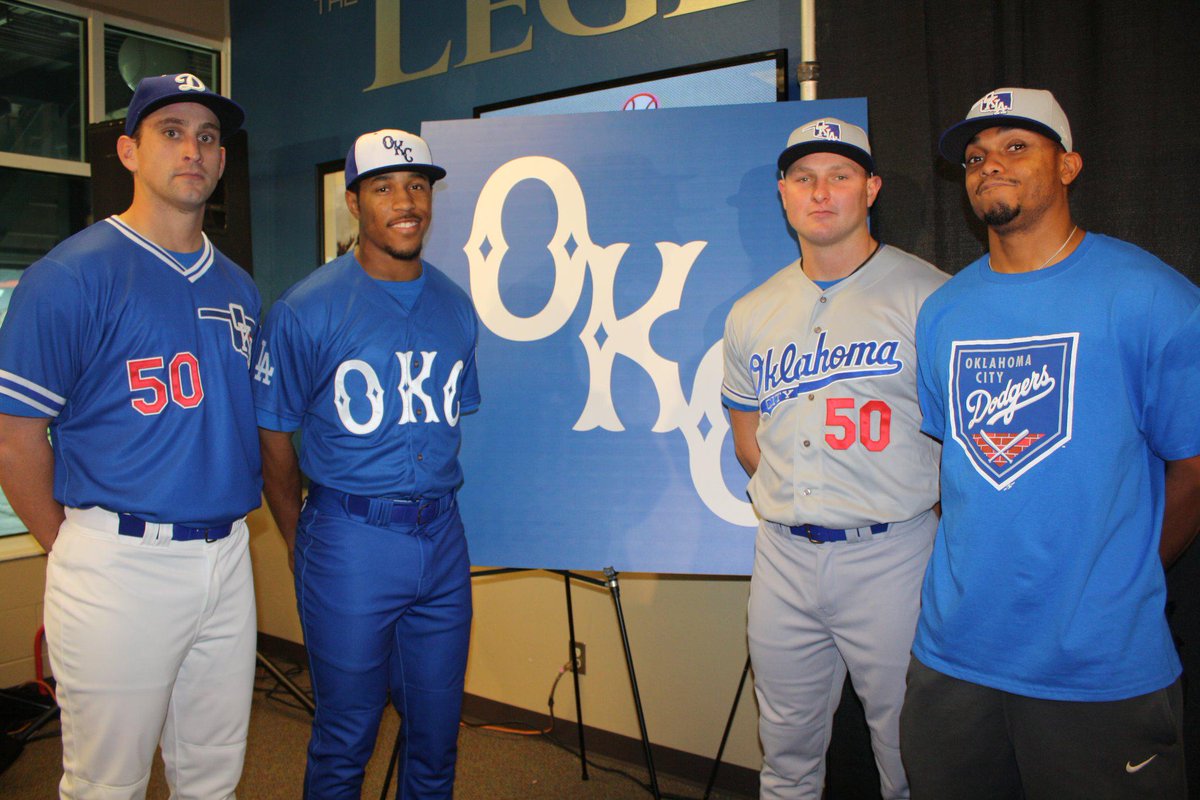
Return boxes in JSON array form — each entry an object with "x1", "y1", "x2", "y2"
[{"x1": 421, "y1": 98, "x2": 868, "y2": 574}]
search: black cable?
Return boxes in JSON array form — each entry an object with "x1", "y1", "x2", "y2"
[{"x1": 254, "y1": 663, "x2": 314, "y2": 713}]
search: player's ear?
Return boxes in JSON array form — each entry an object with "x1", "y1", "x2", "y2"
[
  {"x1": 345, "y1": 188, "x2": 361, "y2": 221},
  {"x1": 217, "y1": 146, "x2": 227, "y2": 181},
  {"x1": 866, "y1": 174, "x2": 882, "y2": 208},
  {"x1": 116, "y1": 134, "x2": 138, "y2": 173},
  {"x1": 1059, "y1": 150, "x2": 1082, "y2": 187}
]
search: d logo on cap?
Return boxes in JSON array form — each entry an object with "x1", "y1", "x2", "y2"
[{"x1": 175, "y1": 74, "x2": 207, "y2": 93}]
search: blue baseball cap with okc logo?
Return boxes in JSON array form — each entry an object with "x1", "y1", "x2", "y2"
[
  {"x1": 125, "y1": 73, "x2": 245, "y2": 139},
  {"x1": 777, "y1": 117, "x2": 875, "y2": 177},
  {"x1": 344, "y1": 129, "x2": 447, "y2": 190},
  {"x1": 939, "y1": 87, "x2": 1073, "y2": 164}
]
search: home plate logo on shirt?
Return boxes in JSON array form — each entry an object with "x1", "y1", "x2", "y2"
[{"x1": 949, "y1": 333, "x2": 1078, "y2": 490}]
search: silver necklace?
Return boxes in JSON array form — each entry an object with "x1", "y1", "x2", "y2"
[{"x1": 991, "y1": 225, "x2": 1079, "y2": 272}]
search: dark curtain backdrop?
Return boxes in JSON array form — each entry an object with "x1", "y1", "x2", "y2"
[{"x1": 813, "y1": 2, "x2": 1200, "y2": 796}]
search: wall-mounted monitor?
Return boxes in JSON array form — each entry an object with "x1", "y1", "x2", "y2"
[{"x1": 475, "y1": 49, "x2": 786, "y2": 118}]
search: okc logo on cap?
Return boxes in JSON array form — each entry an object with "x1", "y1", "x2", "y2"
[
  {"x1": 808, "y1": 120, "x2": 842, "y2": 141},
  {"x1": 175, "y1": 73, "x2": 207, "y2": 93},
  {"x1": 978, "y1": 91, "x2": 1014, "y2": 114},
  {"x1": 381, "y1": 134, "x2": 414, "y2": 162}
]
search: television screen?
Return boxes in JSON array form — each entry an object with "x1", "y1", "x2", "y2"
[{"x1": 475, "y1": 50, "x2": 786, "y2": 118}]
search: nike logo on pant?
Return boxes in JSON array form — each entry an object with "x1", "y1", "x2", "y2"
[{"x1": 1126, "y1": 754, "x2": 1157, "y2": 773}]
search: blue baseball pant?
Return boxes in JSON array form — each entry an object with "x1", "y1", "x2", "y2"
[{"x1": 294, "y1": 493, "x2": 472, "y2": 800}]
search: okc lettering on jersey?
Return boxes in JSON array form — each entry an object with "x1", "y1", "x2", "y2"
[
  {"x1": 333, "y1": 351, "x2": 465, "y2": 434},
  {"x1": 750, "y1": 331, "x2": 902, "y2": 414}
]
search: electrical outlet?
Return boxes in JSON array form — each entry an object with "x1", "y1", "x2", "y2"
[{"x1": 572, "y1": 642, "x2": 586, "y2": 675}]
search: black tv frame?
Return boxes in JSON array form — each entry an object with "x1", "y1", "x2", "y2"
[{"x1": 473, "y1": 48, "x2": 787, "y2": 118}]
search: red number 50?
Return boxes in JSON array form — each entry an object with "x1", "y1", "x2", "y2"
[
  {"x1": 825, "y1": 398, "x2": 892, "y2": 452},
  {"x1": 127, "y1": 354, "x2": 205, "y2": 416}
]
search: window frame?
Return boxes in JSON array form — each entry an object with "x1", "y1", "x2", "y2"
[
  {"x1": 0, "y1": 0, "x2": 230, "y2": 179},
  {"x1": 0, "y1": 0, "x2": 229, "y2": 558}
]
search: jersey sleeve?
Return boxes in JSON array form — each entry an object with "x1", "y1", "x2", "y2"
[
  {"x1": 458, "y1": 308, "x2": 481, "y2": 414},
  {"x1": 1143, "y1": 301, "x2": 1200, "y2": 461},
  {"x1": 915, "y1": 305, "x2": 945, "y2": 440},
  {"x1": 721, "y1": 307, "x2": 758, "y2": 412},
  {"x1": 251, "y1": 301, "x2": 314, "y2": 432},
  {"x1": 0, "y1": 259, "x2": 88, "y2": 418}
]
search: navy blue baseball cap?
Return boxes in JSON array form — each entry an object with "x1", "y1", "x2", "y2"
[
  {"x1": 939, "y1": 88, "x2": 1072, "y2": 164},
  {"x1": 345, "y1": 129, "x2": 447, "y2": 189},
  {"x1": 778, "y1": 118, "x2": 875, "y2": 177},
  {"x1": 125, "y1": 73, "x2": 245, "y2": 139}
]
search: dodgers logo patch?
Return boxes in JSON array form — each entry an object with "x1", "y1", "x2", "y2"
[
  {"x1": 948, "y1": 333, "x2": 1077, "y2": 490},
  {"x1": 806, "y1": 120, "x2": 841, "y2": 141},
  {"x1": 978, "y1": 91, "x2": 1013, "y2": 114}
]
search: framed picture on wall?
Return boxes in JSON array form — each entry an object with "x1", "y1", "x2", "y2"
[{"x1": 317, "y1": 159, "x2": 357, "y2": 264}]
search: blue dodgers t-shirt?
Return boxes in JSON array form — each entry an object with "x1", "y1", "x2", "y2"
[{"x1": 913, "y1": 233, "x2": 1200, "y2": 701}]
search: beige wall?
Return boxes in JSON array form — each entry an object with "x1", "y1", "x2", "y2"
[
  {"x1": 3, "y1": 509, "x2": 761, "y2": 770},
  {"x1": 0, "y1": 554, "x2": 50, "y2": 688},
  {"x1": 250, "y1": 508, "x2": 763, "y2": 769}
]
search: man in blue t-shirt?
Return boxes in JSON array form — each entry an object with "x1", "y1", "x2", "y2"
[
  {"x1": 254, "y1": 130, "x2": 479, "y2": 800},
  {"x1": 900, "y1": 87, "x2": 1200, "y2": 798}
]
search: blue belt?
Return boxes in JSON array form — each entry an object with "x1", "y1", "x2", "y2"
[
  {"x1": 788, "y1": 522, "x2": 889, "y2": 543},
  {"x1": 308, "y1": 484, "x2": 454, "y2": 528},
  {"x1": 117, "y1": 514, "x2": 233, "y2": 542}
]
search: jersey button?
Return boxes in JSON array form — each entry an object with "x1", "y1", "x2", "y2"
[
  {"x1": 417, "y1": 453, "x2": 424, "y2": 461},
  {"x1": 803, "y1": 440, "x2": 811, "y2": 447},
  {"x1": 801, "y1": 488, "x2": 812, "y2": 496},
  {"x1": 416, "y1": 408, "x2": 424, "y2": 417},
  {"x1": 819, "y1": 296, "x2": 827, "y2": 303},
  {"x1": 808, "y1": 394, "x2": 815, "y2": 401},
  {"x1": 813, "y1": 326, "x2": 822, "y2": 333}
]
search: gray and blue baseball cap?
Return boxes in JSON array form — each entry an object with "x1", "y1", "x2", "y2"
[
  {"x1": 125, "y1": 73, "x2": 244, "y2": 139},
  {"x1": 778, "y1": 118, "x2": 874, "y2": 177},
  {"x1": 345, "y1": 129, "x2": 447, "y2": 190},
  {"x1": 939, "y1": 88, "x2": 1072, "y2": 164}
]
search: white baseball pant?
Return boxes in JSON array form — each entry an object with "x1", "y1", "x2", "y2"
[{"x1": 43, "y1": 507, "x2": 256, "y2": 800}]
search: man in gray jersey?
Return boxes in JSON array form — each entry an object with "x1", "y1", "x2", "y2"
[{"x1": 722, "y1": 118, "x2": 947, "y2": 799}]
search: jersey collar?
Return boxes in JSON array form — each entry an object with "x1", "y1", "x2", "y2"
[{"x1": 105, "y1": 216, "x2": 215, "y2": 283}]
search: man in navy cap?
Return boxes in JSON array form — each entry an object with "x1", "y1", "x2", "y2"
[
  {"x1": 0, "y1": 73, "x2": 260, "y2": 798},
  {"x1": 722, "y1": 118, "x2": 946, "y2": 799},
  {"x1": 902, "y1": 87, "x2": 1200, "y2": 798}
]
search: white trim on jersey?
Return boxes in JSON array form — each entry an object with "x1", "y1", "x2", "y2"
[
  {"x1": 105, "y1": 217, "x2": 215, "y2": 283},
  {"x1": 0, "y1": 369, "x2": 65, "y2": 416}
]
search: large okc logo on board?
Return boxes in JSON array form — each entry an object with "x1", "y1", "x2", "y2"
[
  {"x1": 948, "y1": 333, "x2": 1078, "y2": 490},
  {"x1": 464, "y1": 156, "x2": 754, "y2": 526}
]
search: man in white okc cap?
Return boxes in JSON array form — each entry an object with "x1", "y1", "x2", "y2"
[
  {"x1": 901, "y1": 87, "x2": 1200, "y2": 799},
  {"x1": 254, "y1": 129, "x2": 479, "y2": 799},
  {"x1": 722, "y1": 118, "x2": 947, "y2": 798}
]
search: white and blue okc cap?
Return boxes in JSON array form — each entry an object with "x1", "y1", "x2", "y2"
[
  {"x1": 344, "y1": 129, "x2": 447, "y2": 190},
  {"x1": 939, "y1": 87, "x2": 1073, "y2": 164},
  {"x1": 778, "y1": 118, "x2": 875, "y2": 177},
  {"x1": 125, "y1": 73, "x2": 244, "y2": 139}
]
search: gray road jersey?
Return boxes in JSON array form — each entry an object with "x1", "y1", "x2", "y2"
[{"x1": 722, "y1": 245, "x2": 949, "y2": 528}]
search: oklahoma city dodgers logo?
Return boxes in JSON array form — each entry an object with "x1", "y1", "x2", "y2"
[{"x1": 949, "y1": 333, "x2": 1078, "y2": 490}]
